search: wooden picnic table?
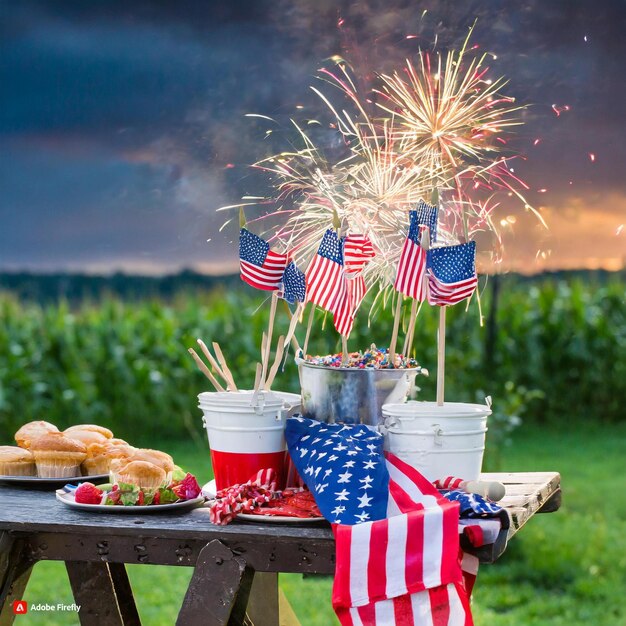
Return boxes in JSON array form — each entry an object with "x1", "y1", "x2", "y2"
[{"x1": 0, "y1": 471, "x2": 560, "y2": 626}]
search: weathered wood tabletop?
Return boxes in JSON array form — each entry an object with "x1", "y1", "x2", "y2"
[{"x1": 0, "y1": 471, "x2": 560, "y2": 626}]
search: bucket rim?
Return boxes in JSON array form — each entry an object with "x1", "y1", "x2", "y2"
[
  {"x1": 382, "y1": 400, "x2": 491, "y2": 418},
  {"x1": 198, "y1": 389, "x2": 286, "y2": 409},
  {"x1": 296, "y1": 356, "x2": 421, "y2": 374}
]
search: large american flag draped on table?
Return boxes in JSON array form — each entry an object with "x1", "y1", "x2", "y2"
[
  {"x1": 239, "y1": 228, "x2": 289, "y2": 291},
  {"x1": 334, "y1": 234, "x2": 376, "y2": 337},
  {"x1": 426, "y1": 241, "x2": 478, "y2": 307},
  {"x1": 394, "y1": 202, "x2": 438, "y2": 302},
  {"x1": 306, "y1": 229, "x2": 347, "y2": 314},
  {"x1": 285, "y1": 418, "x2": 473, "y2": 626}
]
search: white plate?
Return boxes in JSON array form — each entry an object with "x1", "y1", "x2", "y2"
[
  {"x1": 55, "y1": 490, "x2": 205, "y2": 513},
  {"x1": 0, "y1": 474, "x2": 108, "y2": 488},
  {"x1": 201, "y1": 479, "x2": 217, "y2": 498},
  {"x1": 236, "y1": 512, "x2": 326, "y2": 524}
]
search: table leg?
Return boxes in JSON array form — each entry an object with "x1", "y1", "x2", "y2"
[
  {"x1": 246, "y1": 573, "x2": 279, "y2": 626},
  {"x1": 108, "y1": 563, "x2": 141, "y2": 626},
  {"x1": 66, "y1": 561, "x2": 139, "y2": 626},
  {"x1": 176, "y1": 540, "x2": 249, "y2": 626},
  {"x1": 0, "y1": 533, "x2": 34, "y2": 626}
]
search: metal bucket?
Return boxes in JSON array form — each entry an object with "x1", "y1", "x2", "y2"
[
  {"x1": 297, "y1": 357, "x2": 419, "y2": 426},
  {"x1": 381, "y1": 401, "x2": 491, "y2": 481}
]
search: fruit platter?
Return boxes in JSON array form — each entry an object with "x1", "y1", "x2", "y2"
[{"x1": 57, "y1": 470, "x2": 204, "y2": 513}]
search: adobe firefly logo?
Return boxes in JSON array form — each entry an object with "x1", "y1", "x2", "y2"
[{"x1": 12, "y1": 600, "x2": 27, "y2": 614}]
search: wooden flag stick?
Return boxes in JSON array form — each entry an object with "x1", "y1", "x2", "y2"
[
  {"x1": 212, "y1": 342, "x2": 238, "y2": 391},
  {"x1": 188, "y1": 348, "x2": 225, "y2": 392},
  {"x1": 261, "y1": 293, "x2": 278, "y2": 389},
  {"x1": 197, "y1": 339, "x2": 229, "y2": 386},
  {"x1": 341, "y1": 335, "x2": 349, "y2": 366},
  {"x1": 403, "y1": 298, "x2": 418, "y2": 357},
  {"x1": 259, "y1": 331, "x2": 268, "y2": 387},
  {"x1": 283, "y1": 301, "x2": 304, "y2": 352},
  {"x1": 302, "y1": 304, "x2": 315, "y2": 356},
  {"x1": 253, "y1": 362, "x2": 263, "y2": 394},
  {"x1": 389, "y1": 295, "x2": 403, "y2": 365},
  {"x1": 436, "y1": 306, "x2": 447, "y2": 406},
  {"x1": 265, "y1": 335, "x2": 286, "y2": 390}
]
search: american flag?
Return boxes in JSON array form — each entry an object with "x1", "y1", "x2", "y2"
[
  {"x1": 280, "y1": 261, "x2": 306, "y2": 304},
  {"x1": 427, "y1": 241, "x2": 478, "y2": 306},
  {"x1": 239, "y1": 228, "x2": 289, "y2": 291},
  {"x1": 333, "y1": 234, "x2": 376, "y2": 337},
  {"x1": 285, "y1": 417, "x2": 473, "y2": 626},
  {"x1": 394, "y1": 211, "x2": 428, "y2": 302},
  {"x1": 306, "y1": 229, "x2": 346, "y2": 314},
  {"x1": 414, "y1": 199, "x2": 439, "y2": 246}
]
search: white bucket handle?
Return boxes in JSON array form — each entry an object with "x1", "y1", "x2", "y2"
[
  {"x1": 383, "y1": 415, "x2": 400, "y2": 430},
  {"x1": 433, "y1": 424, "x2": 444, "y2": 446}
]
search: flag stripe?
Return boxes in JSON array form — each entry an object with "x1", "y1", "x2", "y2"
[
  {"x1": 350, "y1": 524, "x2": 371, "y2": 606},
  {"x1": 428, "y1": 585, "x2": 451, "y2": 626},
  {"x1": 441, "y1": 504, "x2": 462, "y2": 584},
  {"x1": 368, "y1": 513, "x2": 389, "y2": 601},
  {"x1": 410, "y1": 591, "x2": 435, "y2": 626},
  {"x1": 385, "y1": 514, "x2": 408, "y2": 599},
  {"x1": 333, "y1": 524, "x2": 353, "y2": 608},
  {"x1": 393, "y1": 594, "x2": 415, "y2": 626},
  {"x1": 405, "y1": 507, "x2": 426, "y2": 593}
]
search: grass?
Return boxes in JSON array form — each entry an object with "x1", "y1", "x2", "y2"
[{"x1": 14, "y1": 421, "x2": 626, "y2": 626}]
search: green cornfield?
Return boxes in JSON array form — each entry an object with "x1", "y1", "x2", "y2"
[{"x1": 0, "y1": 274, "x2": 624, "y2": 444}]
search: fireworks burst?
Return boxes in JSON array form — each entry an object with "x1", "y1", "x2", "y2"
[{"x1": 221, "y1": 28, "x2": 546, "y2": 291}]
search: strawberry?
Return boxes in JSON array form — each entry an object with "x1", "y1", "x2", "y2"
[
  {"x1": 137, "y1": 491, "x2": 145, "y2": 506},
  {"x1": 75, "y1": 482, "x2": 104, "y2": 505},
  {"x1": 153, "y1": 491, "x2": 160, "y2": 505}
]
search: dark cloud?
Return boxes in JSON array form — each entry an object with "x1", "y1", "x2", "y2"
[{"x1": 0, "y1": 0, "x2": 624, "y2": 273}]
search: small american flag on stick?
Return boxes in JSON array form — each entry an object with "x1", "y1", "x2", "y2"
[
  {"x1": 239, "y1": 228, "x2": 288, "y2": 291},
  {"x1": 427, "y1": 241, "x2": 478, "y2": 306},
  {"x1": 394, "y1": 211, "x2": 428, "y2": 301},
  {"x1": 306, "y1": 229, "x2": 346, "y2": 314},
  {"x1": 333, "y1": 234, "x2": 376, "y2": 337}
]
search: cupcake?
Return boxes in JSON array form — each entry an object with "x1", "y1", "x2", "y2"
[
  {"x1": 131, "y1": 449, "x2": 175, "y2": 480},
  {"x1": 109, "y1": 438, "x2": 132, "y2": 448},
  {"x1": 115, "y1": 461, "x2": 166, "y2": 491},
  {"x1": 65, "y1": 424, "x2": 114, "y2": 439},
  {"x1": 30, "y1": 432, "x2": 87, "y2": 478},
  {"x1": 64, "y1": 429, "x2": 108, "y2": 447},
  {"x1": 15, "y1": 421, "x2": 59, "y2": 449},
  {"x1": 82, "y1": 441, "x2": 134, "y2": 476},
  {"x1": 0, "y1": 446, "x2": 36, "y2": 476}
]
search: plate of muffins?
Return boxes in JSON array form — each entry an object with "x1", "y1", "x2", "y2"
[{"x1": 1, "y1": 420, "x2": 147, "y2": 487}]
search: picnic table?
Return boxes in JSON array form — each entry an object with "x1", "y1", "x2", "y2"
[{"x1": 0, "y1": 471, "x2": 560, "y2": 626}]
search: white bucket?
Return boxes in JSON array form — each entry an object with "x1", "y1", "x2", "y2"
[
  {"x1": 198, "y1": 390, "x2": 298, "y2": 490},
  {"x1": 382, "y1": 401, "x2": 491, "y2": 482}
]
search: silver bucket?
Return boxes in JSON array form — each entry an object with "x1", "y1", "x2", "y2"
[{"x1": 297, "y1": 357, "x2": 419, "y2": 426}]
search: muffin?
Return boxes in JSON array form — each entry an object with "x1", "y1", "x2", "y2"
[
  {"x1": 30, "y1": 432, "x2": 87, "y2": 478},
  {"x1": 0, "y1": 446, "x2": 36, "y2": 476},
  {"x1": 115, "y1": 461, "x2": 166, "y2": 491},
  {"x1": 82, "y1": 441, "x2": 134, "y2": 476},
  {"x1": 131, "y1": 449, "x2": 175, "y2": 480},
  {"x1": 109, "y1": 437, "x2": 131, "y2": 447},
  {"x1": 15, "y1": 421, "x2": 59, "y2": 449},
  {"x1": 65, "y1": 424, "x2": 114, "y2": 439},
  {"x1": 64, "y1": 429, "x2": 108, "y2": 447}
]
